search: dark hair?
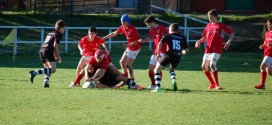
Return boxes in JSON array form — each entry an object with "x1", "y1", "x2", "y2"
[
  {"x1": 89, "y1": 26, "x2": 97, "y2": 33},
  {"x1": 144, "y1": 16, "x2": 156, "y2": 24},
  {"x1": 55, "y1": 20, "x2": 66, "y2": 30},
  {"x1": 169, "y1": 23, "x2": 179, "y2": 32},
  {"x1": 208, "y1": 9, "x2": 218, "y2": 18},
  {"x1": 267, "y1": 18, "x2": 272, "y2": 24}
]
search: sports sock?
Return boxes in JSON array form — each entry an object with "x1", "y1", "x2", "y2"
[
  {"x1": 212, "y1": 71, "x2": 219, "y2": 85},
  {"x1": 170, "y1": 71, "x2": 176, "y2": 81},
  {"x1": 73, "y1": 74, "x2": 84, "y2": 85},
  {"x1": 44, "y1": 74, "x2": 50, "y2": 83},
  {"x1": 122, "y1": 72, "x2": 128, "y2": 78},
  {"x1": 154, "y1": 73, "x2": 161, "y2": 89},
  {"x1": 204, "y1": 71, "x2": 215, "y2": 84},
  {"x1": 261, "y1": 72, "x2": 267, "y2": 85},
  {"x1": 148, "y1": 71, "x2": 155, "y2": 85},
  {"x1": 34, "y1": 68, "x2": 51, "y2": 75}
]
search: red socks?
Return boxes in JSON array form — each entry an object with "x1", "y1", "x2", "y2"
[
  {"x1": 204, "y1": 71, "x2": 215, "y2": 85},
  {"x1": 261, "y1": 72, "x2": 267, "y2": 85},
  {"x1": 122, "y1": 72, "x2": 128, "y2": 78},
  {"x1": 74, "y1": 74, "x2": 84, "y2": 85},
  {"x1": 212, "y1": 71, "x2": 219, "y2": 85}
]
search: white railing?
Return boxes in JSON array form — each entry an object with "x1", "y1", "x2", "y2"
[{"x1": 0, "y1": 26, "x2": 204, "y2": 55}]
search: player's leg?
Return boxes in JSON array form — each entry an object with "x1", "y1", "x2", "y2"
[
  {"x1": 29, "y1": 49, "x2": 53, "y2": 84},
  {"x1": 147, "y1": 55, "x2": 158, "y2": 90},
  {"x1": 210, "y1": 53, "x2": 221, "y2": 89},
  {"x1": 169, "y1": 55, "x2": 181, "y2": 91},
  {"x1": 76, "y1": 56, "x2": 88, "y2": 76},
  {"x1": 114, "y1": 74, "x2": 143, "y2": 90},
  {"x1": 202, "y1": 53, "x2": 216, "y2": 89},
  {"x1": 43, "y1": 61, "x2": 56, "y2": 88},
  {"x1": 124, "y1": 49, "x2": 140, "y2": 81},
  {"x1": 152, "y1": 55, "x2": 169, "y2": 92},
  {"x1": 255, "y1": 56, "x2": 270, "y2": 89},
  {"x1": 119, "y1": 50, "x2": 128, "y2": 77}
]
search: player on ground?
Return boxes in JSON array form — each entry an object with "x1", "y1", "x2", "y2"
[
  {"x1": 152, "y1": 23, "x2": 189, "y2": 92},
  {"x1": 255, "y1": 19, "x2": 272, "y2": 89},
  {"x1": 195, "y1": 9, "x2": 234, "y2": 90},
  {"x1": 83, "y1": 49, "x2": 143, "y2": 90},
  {"x1": 69, "y1": 26, "x2": 109, "y2": 87},
  {"x1": 139, "y1": 16, "x2": 169, "y2": 90},
  {"x1": 29, "y1": 20, "x2": 66, "y2": 88},
  {"x1": 102, "y1": 14, "x2": 140, "y2": 81}
]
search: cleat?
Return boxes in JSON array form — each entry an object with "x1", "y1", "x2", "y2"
[
  {"x1": 215, "y1": 85, "x2": 221, "y2": 90},
  {"x1": 29, "y1": 71, "x2": 35, "y2": 83},
  {"x1": 172, "y1": 79, "x2": 178, "y2": 91},
  {"x1": 151, "y1": 88, "x2": 161, "y2": 92},
  {"x1": 69, "y1": 81, "x2": 78, "y2": 88},
  {"x1": 137, "y1": 85, "x2": 143, "y2": 90},
  {"x1": 147, "y1": 85, "x2": 157, "y2": 90},
  {"x1": 208, "y1": 84, "x2": 216, "y2": 89},
  {"x1": 44, "y1": 80, "x2": 49, "y2": 88},
  {"x1": 255, "y1": 83, "x2": 265, "y2": 89}
]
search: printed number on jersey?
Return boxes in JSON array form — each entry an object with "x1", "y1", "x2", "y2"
[{"x1": 172, "y1": 40, "x2": 181, "y2": 50}]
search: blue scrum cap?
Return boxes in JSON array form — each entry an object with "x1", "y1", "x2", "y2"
[{"x1": 120, "y1": 14, "x2": 130, "y2": 24}]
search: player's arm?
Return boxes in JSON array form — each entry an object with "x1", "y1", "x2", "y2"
[
  {"x1": 124, "y1": 40, "x2": 140, "y2": 47},
  {"x1": 53, "y1": 41, "x2": 61, "y2": 63},
  {"x1": 195, "y1": 37, "x2": 206, "y2": 48},
  {"x1": 224, "y1": 32, "x2": 235, "y2": 50},
  {"x1": 102, "y1": 43, "x2": 110, "y2": 54},
  {"x1": 138, "y1": 36, "x2": 153, "y2": 43},
  {"x1": 102, "y1": 31, "x2": 119, "y2": 40},
  {"x1": 182, "y1": 37, "x2": 189, "y2": 55},
  {"x1": 156, "y1": 41, "x2": 163, "y2": 61},
  {"x1": 78, "y1": 44, "x2": 83, "y2": 56},
  {"x1": 92, "y1": 69, "x2": 106, "y2": 81}
]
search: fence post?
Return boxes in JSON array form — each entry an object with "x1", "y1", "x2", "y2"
[
  {"x1": 40, "y1": 28, "x2": 44, "y2": 45},
  {"x1": 149, "y1": 41, "x2": 152, "y2": 51},
  {"x1": 184, "y1": 17, "x2": 187, "y2": 36},
  {"x1": 108, "y1": 28, "x2": 112, "y2": 51},
  {"x1": 65, "y1": 29, "x2": 68, "y2": 53},
  {"x1": 13, "y1": 28, "x2": 18, "y2": 55},
  {"x1": 186, "y1": 30, "x2": 189, "y2": 45}
]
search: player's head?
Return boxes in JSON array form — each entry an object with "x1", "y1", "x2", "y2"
[
  {"x1": 207, "y1": 9, "x2": 219, "y2": 23},
  {"x1": 55, "y1": 20, "x2": 66, "y2": 34},
  {"x1": 267, "y1": 19, "x2": 272, "y2": 31},
  {"x1": 95, "y1": 49, "x2": 105, "y2": 63},
  {"x1": 169, "y1": 23, "x2": 179, "y2": 34},
  {"x1": 88, "y1": 26, "x2": 97, "y2": 40},
  {"x1": 144, "y1": 16, "x2": 156, "y2": 29},
  {"x1": 121, "y1": 14, "x2": 130, "y2": 27}
]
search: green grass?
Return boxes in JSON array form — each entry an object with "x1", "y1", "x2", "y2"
[{"x1": 1, "y1": 47, "x2": 272, "y2": 124}]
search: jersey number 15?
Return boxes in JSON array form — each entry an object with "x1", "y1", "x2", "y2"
[{"x1": 172, "y1": 40, "x2": 181, "y2": 50}]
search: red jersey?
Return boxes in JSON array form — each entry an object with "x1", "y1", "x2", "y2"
[
  {"x1": 116, "y1": 24, "x2": 141, "y2": 50},
  {"x1": 149, "y1": 25, "x2": 169, "y2": 54},
  {"x1": 263, "y1": 31, "x2": 272, "y2": 57},
  {"x1": 87, "y1": 54, "x2": 111, "y2": 70},
  {"x1": 79, "y1": 36, "x2": 105, "y2": 56},
  {"x1": 202, "y1": 22, "x2": 233, "y2": 54}
]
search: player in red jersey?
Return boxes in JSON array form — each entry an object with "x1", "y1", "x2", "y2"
[
  {"x1": 255, "y1": 19, "x2": 272, "y2": 89},
  {"x1": 102, "y1": 14, "x2": 140, "y2": 81},
  {"x1": 69, "y1": 26, "x2": 109, "y2": 87},
  {"x1": 82, "y1": 49, "x2": 143, "y2": 90},
  {"x1": 139, "y1": 16, "x2": 169, "y2": 90},
  {"x1": 29, "y1": 20, "x2": 66, "y2": 88},
  {"x1": 195, "y1": 9, "x2": 234, "y2": 90}
]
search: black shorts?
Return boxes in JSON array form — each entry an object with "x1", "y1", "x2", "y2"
[
  {"x1": 88, "y1": 72, "x2": 120, "y2": 87},
  {"x1": 159, "y1": 53, "x2": 181, "y2": 68},
  {"x1": 39, "y1": 48, "x2": 56, "y2": 63}
]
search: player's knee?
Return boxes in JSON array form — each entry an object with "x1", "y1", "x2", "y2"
[
  {"x1": 260, "y1": 63, "x2": 267, "y2": 71},
  {"x1": 267, "y1": 67, "x2": 272, "y2": 75},
  {"x1": 148, "y1": 69, "x2": 153, "y2": 74}
]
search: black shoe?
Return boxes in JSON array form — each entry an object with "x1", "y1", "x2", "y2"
[
  {"x1": 44, "y1": 81, "x2": 49, "y2": 88},
  {"x1": 29, "y1": 71, "x2": 35, "y2": 83}
]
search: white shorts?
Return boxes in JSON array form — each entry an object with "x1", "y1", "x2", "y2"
[
  {"x1": 149, "y1": 54, "x2": 165, "y2": 65},
  {"x1": 262, "y1": 56, "x2": 272, "y2": 67},
  {"x1": 82, "y1": 55, "x2": 91, "y2": 61},
  {"x1": 124, "y1": 48, "x2": 140, "y2": 59},
  {"x1": 203, "y1": 53, "x2": 221, "y2": 61}
]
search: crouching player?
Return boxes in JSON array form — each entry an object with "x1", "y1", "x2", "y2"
[
  {"x1": 255, "y1": 19, "x2": 272, "y2": 89},
  {"x1": 152, "y1": 23, "x2": 189, "y2": 92},
  {"x1": 83, "y1": 49, "x2": 143, "y2": 90}
]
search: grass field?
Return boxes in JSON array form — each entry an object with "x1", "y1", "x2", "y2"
[{"x1": 1, "y1": 46, "x2": 272, "y2": 125}]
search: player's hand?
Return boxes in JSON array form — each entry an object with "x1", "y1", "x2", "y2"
[
  {"x1": 58, "y1": 56, "x2": 62, "y2": 64},
  {"x1": 156, "y1": 54, "x2": 161, "y2": 62},
  {"x1": 224, "y1": 41, "x2": 231, "y2": 50},
  {"x1": 259, "y1": 44, "x2": 264, "y2": 49},
  {"x1": 105, "y1": 49, "x2": 110, "y2": 55},
  {"x1": 80, "y1": 51, "x2": 83, "y2": 56},
  {"x1": 182, "y1": 50, "x2": 187, "y2": 55},
  {"x1": 138, "y1": 39, "x2": 143, "y2": 43},
  {"x1": 195, "y1": 41, "x2": 201, "y2": 48},
  {"x1": 123, "y1": 43, "x2": 128, "y2": 47}
]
